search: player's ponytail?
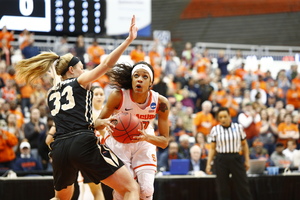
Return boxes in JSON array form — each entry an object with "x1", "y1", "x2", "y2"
[
  {"x1": 16, "y1": 52, "x2": 74, "y2": 85},
  {"x1": 15, "y1": 52, "x2": 60, "y2": 84}
]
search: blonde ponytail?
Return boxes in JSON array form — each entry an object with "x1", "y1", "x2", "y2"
[{"x1": 15, "y1": 52, "x2": 59, "y2": 84}]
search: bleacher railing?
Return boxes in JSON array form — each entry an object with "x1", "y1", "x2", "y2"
[
  {"x1": 11, "y1": 35, "x2": 300, "y2": 62},
  {"x1": 195, "y1": 42, "x2": 300, "y2": 61}
]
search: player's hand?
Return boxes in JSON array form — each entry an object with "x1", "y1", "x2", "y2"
[
  {"x1": 128, "y1": 15, "x2": 138, "y2": 42},
  {"x1": 131, "y1": 128, "x2": 147, "y2": 143},
  {"x1": 205, "y1": 165, "x2": 212, "y2": 175},
  {"x1": 94, "y1": 116, "x2": 116, "y2": 132}
]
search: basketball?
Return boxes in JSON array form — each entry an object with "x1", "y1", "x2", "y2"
[{"x1": 111, "y1": 112, "x2": 142, "y2": 143}]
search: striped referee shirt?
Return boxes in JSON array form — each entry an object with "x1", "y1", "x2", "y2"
[{"x1": 210, "y1": 123, "x2": 246, "y2": 153}]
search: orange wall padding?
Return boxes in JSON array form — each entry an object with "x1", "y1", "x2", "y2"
[{"x1": 181, "y1": 0, "x2": 300, "y2": 19}]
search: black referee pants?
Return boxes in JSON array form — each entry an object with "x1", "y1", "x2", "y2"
[{"x1": 215, "y1": 153, "x2": 252, "y2": 200}]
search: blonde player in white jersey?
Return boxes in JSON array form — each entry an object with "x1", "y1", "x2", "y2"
[{"x1": 97, "y1": 61, "x2": 170, "y2": 200}]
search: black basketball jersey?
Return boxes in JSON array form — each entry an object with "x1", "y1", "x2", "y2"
[{"x1": 47, "y1": 78, "x2": 93, "y2": 136}]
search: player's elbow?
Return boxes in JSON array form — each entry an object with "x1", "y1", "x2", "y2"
[{"x1": 159, "y1": 139, "x2": 169, "y2": 149}]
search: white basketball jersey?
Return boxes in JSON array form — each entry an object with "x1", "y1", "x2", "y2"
[{"x1": 116, "y1": 89, "x2": 159, "y2": 134}]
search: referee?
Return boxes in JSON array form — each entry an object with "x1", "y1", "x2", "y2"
[{"x1": 206, "y1": 107, "x2": 252, "y2": 200}]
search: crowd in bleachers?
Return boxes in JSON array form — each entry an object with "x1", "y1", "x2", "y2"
[{"x1": 0, "y1": 25, "x2": 300, "y2": 176}]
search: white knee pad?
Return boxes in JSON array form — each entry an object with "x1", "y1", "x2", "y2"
[{"x1": 137, "y1": 169, "x2": 155, "y2": 200}]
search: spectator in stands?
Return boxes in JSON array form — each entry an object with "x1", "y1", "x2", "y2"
[
  {"x1": 18, "y1": 29, "x2": 32, "y2": 50},
  {"x1": 257, "y1": 108, "x2": 277, "y2": 155},
  {"x1": 164, "y1": 41, "x2": 176, "y2": 61},
  {"x1": 188, "y1": 145, "x2": 207, "y2": 175},
  {"x1": 168, "y1": 105, "x2": 180, "y2": 135},
  {"x1": 291, "y1": 72, "x2": 300, "y2": 90},
  {"x1": 243, "y1": 70, "x2": 258, "y2": 90},
  {"x1": 21, "y1": 35, "x2": 40, "y2": 59},
  {"x1": 164, "y1": 49, "x2": 179, "y2": 76},
  {"x1": 238, "y1": 102, "x2": 261, "y2": 147},
  {"x1": 0, "y1": 127, "x2": 18, "y2": 170},
  {"x1": 277, "y1": 69, "x2": 291, "y2": 95},
  {"x1": 3, "y1": 113, "x2": 24, "y2": 153},
  {"x1": 262, "y1": 70, "x2": 274, "y2": 84},
  {"x1": 277, "y1": 113, "x2": 299, "y2": 148},
  {"x1": 217, "y1": 50, "x2": 229, "y2": 78},
  {"x1": 286, "y1": 64, "x2": 298, "y2": 81},
  {"x1": 12, "y1": 140, "x2": 43, "y2": 172},
  {"x1": 193, "y1": 52, "x2": 211, "y2": 77},
  {"x1": 148, "y1": 45, "x2": 161, "y2": 66},
  {"x1": 180, "y1": 88, "x2": 195, "y2": 110},
  {"x1": 178, "y1": 134, "x2": 191, "y2": 159},
  {"x1": 270, "y1": 142, "x2": 291, "y2": 168},
  {"x1": 283, "y1": 139, "x2": 300, "y2": 169},
  {"x1": 276, "y1": 107, "x2": 287, "y2": 124},
  {"x1": 218, "y1": 90, "x2": 239, "y2": 122},
  {"x1": 173, "y1": 117, "x2": 189, "y2": 141},
  {"x1": 87, "y1": 38, "x2": 105, "y2": 67},
  {"x1": 181, "y1": 42, "x2": 194, "y2": 70},
  {"x1": 250, "y1": 81, "x2": 267, "y2": 105},
  {"x1": 0, "y1": 98, "x2": 7, "y2": 124},
  {"x1": 71, "y1": 35, "x2": 86, "y2": 68},
  {"x1": 181, "y1": 106, "x2": 194, "y2": 136},
  {"x1": 229, "y1": 50, "x2": 244, "y2": 71},
  {"x1": 0, "y1": 60, "x2": 9, "y2": 85},
  {"x1": 193, "y1": 100, "x2": 215, "y2": 137},
  {"x1": 30, "y1": 84, "x2": 47, "y2": 109},
  {"x1": 286, "y1": 82, "x2": 300, "y2": 110},
  {"x1": 254, "y1": 64, "x2": 265, "y2": 78},
  {"x1": 8, "y1": 100, "x2": 24, "y2": 131},
  {"x1": 53, "y1": 35, "x2": 70, "y2": 56},
  {"x1": 285, "y1": 104, "x2": 295, "y2": 115},
  {"x1": 233, "y1": 87, "x2": 244, "y2": 106},
  {"x1": 198, "y1": 76, "x2": 214, "y2": 107},
  {"x1": 224, "y1": 69, "x2": 242, "y2": 95},
  {"x1": 266, "y1": 94, "x2": 277, "y2": 108},
  {"x1": 194, "y1": 132, "x2": 209, "y2": 159},
  {"x1": 152, "y1": 74, "x2": 168, "y2": 98},
  {"x1": 23, "y1": 108, "x2": 47, "y2": 161},
  {"x1": 235, "y1": 62, "x2": 247, "y2": 80},
  {"x1": 251, "y1": 74, "x2": 267, "y2": 92},
  {"x1": 158, "y1": 141, "x2": 183, "y2": 172},
  {"x1": 249, "y1": 138, "x2": 270, "y2": 162},
  {"x1": 185, "y1": 78, "x2": 201, "y2": 111},
  {"x1": 268, "y1": 81, "x2": 285, "y2": 102},
  {"x1": 152, "y1": 57, "x2": 163, "y2": 84},
  {"x1": 16, "y1": 76, "x2": 36, "y2": 117},
  {"x1": 130, "y1": 44, "x2": 145, "y2": 64},
  {"x1": 0, "y1": 26, "x2": 14, "y2": 66},
  {"x1": 0, "y1": 79, "x2": 18, "y2": 102},
  {"x1": 0, "y1": 26, "x2": 14, "y2": 50}
]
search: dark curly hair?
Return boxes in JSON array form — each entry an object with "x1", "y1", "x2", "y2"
[{"x1": 107, "y1": 61, "x2": 154, "y2": 90}]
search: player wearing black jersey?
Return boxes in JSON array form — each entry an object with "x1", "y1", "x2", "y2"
[{"x1": 15, "y1": 16, "x2": 140, "y2": 200}]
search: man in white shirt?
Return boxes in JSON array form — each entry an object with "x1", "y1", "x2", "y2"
[{"x1": 283, "y1": 140, "x2": 300, "y2": 169}]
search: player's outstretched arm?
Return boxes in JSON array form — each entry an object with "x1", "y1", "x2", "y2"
[{"x1": 78, "y1": 15, "x2": 138, "y2": 86}]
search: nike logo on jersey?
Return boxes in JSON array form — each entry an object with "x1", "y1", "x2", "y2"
[{"x1": 125, "y1": 108, "x2": 133, "y2": 111}]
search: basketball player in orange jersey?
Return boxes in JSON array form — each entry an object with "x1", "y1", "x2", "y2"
[{"x1": 96, "y1": 61, "x2": 170, "y2": 200}]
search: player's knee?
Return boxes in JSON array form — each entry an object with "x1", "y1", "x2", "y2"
[
  {"x1": 137, "y1": 170, "x2": 155, "y2": 199},
  {"x1": 140, "y1": 184, "x2": 154, "y2": 199},
  {"x1": 112, "y1": 190, "x2": 123, "y2": 200}
]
